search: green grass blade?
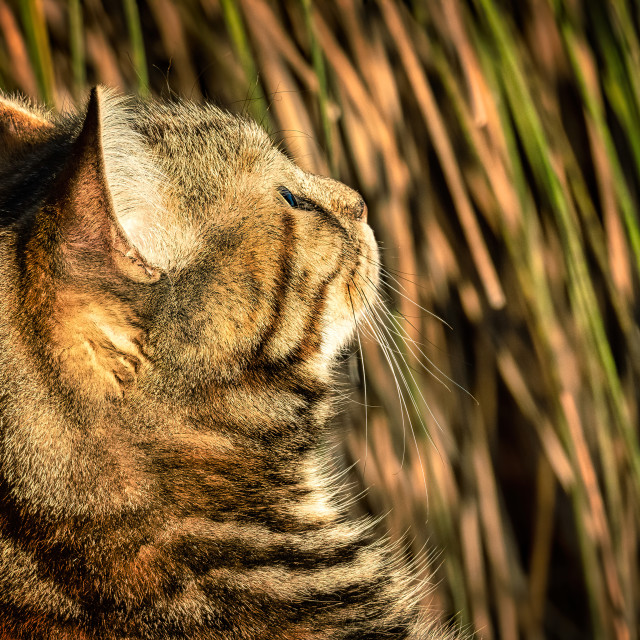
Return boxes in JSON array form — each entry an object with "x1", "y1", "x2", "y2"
[
  {"x1": 219, "y1": 0, "x2": 268, "y2": 124},
  {"x1": 559, "y1": 19, "x2": 640, "y2": 282},
  {"x1": 301, "y1": 0, "x2": 335, "y2": 174},
  {"x1": 122, "y1": 0, "x2": 149, "y2": 97},
  {"x1": 20, "y1": 0, "x2": 55, "y2": 105},
  {"x1": 68, "y1": 0, "x2": 85, "y2": 98}
]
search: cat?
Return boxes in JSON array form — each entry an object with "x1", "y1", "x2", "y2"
[{"x1": 0, "y1": 87, "x2": 458, "y2": 639}]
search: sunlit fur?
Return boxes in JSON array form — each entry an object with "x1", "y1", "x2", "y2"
[{"x1": 0, "y1": 88, "x2": 462, "y2": 639}]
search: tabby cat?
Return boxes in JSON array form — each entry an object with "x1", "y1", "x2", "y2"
[{"x1": 0, "y1": 88, "x2": 457, "y2": 639}]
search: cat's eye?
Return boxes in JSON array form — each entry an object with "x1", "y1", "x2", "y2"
[{"x1": 278, "y1": 187, "x2": 298, "y2": 208}]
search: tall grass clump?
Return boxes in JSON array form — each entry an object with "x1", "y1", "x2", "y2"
[{"x1": 0, "y1": 1, "x2": 638, "y2": 638}]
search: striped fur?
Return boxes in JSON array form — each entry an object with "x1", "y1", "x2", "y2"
[{"x1": 0, "y1": 88, "x2": 460, "y2": 639}]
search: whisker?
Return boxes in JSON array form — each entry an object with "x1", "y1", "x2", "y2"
[
  {"x1": 354, "y1": 279, "x2": 441, "y2": 437},
  {"x1": 351, "y1": 283, "x2": 412, "y2": 467},
  {"x1": 358, "y1": 270, "x2": 477, "y2": 404},
  {"x1": 359, "y1": 251, "x2": 434, "y2": 292},
  {"x1": 360, "y1": 311, "x2": 429, "y2": 501},
  {"x1": 361, "y1": 262, "x2": 452, "y2": 329},
  {"x1": 361, "y1": 293, "x2": 445, "y2": 437},
  {"x1": 385, "y1": 310, "x2": 478, "y2": 405},
  {"x1": 362, "y1": 312, "x2": 412, "y2": 468},
  {"x1": 348, "y1": 284, "x2": 369, "y2": 474}
]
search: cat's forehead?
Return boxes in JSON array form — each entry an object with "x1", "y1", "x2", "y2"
[{"x1": 136, "y1": 100, "x2": 289, "y2": 189}]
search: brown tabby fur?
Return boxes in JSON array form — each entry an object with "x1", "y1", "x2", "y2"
[{"x1": 0, "y1": 88, "x2": 458, "y2": 639}]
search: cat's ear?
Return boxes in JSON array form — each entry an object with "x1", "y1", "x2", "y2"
[
  {"x1": 45, "y1": 87, "x2": 161, "y2": 284},
  {"x1": 0, "y1": 95, "x2": 53, "y2": 150}
]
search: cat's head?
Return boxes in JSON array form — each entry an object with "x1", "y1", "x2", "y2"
[{"x1": 0, "y1": 87, "x2": 379, "y2": 406}]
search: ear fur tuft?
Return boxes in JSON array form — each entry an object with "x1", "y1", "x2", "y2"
[{"x1": 0, "y1": 94, "x2": 53, "y2": 151}]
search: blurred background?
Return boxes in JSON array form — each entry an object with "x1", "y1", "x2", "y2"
[{"x1": 1, "y1": 0, "x2": 639, "y2": 638}]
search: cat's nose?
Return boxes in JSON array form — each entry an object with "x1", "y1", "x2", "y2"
[{"x1": 313, "y1": 176, "x2": 368, "y2": 222}]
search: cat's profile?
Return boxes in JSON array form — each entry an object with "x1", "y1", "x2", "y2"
[{"x1": 0, "y1": 87, "x2": 457, "y2": 639}]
